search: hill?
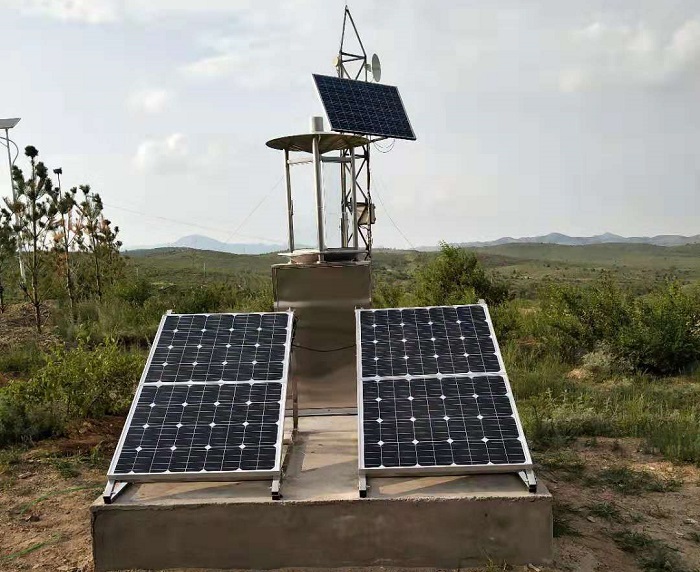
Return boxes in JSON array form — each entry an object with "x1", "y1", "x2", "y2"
[{"x1": 431, "y1": 232, "x2": 700, "y2": 249}]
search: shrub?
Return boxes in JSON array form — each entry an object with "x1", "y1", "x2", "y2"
[
  {"x1": 617, "y1": 282, "x2": 700, "y2": 374},
  {"x1": 411, "y1": 242, "x2": 510, "y2": 307},
  {"x1": 113, "y1": 277, "x2": 154, "y2": 306},
  {"x1": 13, "y1": 339, "x2": 143, "y2": 420}
]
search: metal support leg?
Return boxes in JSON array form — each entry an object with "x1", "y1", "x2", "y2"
[
  {"x1": 358, "y1": 475, "x2": 368, "y2": 498},
  {"x1": 102, "y1": 480, "x2": 130, "y2": 504},
  {"x1": 518, "y1": 469, "x2": 538, "y2": 493},
  {"x1": 271, "y1": 478, "x2": 281, "y2": 501}
]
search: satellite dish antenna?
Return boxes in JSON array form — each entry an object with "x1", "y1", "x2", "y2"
[{"x1": 371, "y1": 53, "x2": 381, "y2": 82}]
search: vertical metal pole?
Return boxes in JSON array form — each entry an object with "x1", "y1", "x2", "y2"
[
  {"x1": 340, "y1": 152, "x2": 348, "y2": 248},
  {"x1": 350, "y1": 147, "x2": 359, "y2": 250},
  {"x1": 312, "y1": 135, "x2": 325, "y2": 255},
  {"x1": 4, "y1": 128, "x2": 25, "y2": 283},
  {"x1": 284, "y1": 149, "x2": 294, "y2": 253}
]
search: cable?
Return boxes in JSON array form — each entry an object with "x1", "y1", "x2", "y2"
[
  {"x1": 372, "y1": 173, "x2": 416, "y2": 250},
  {"x1": 221, "y1": 175, "x2": 285, "y2": 245},
  {"x1": 103, "y1": 202, "x2": 283, "y2": 245},
  {"x1": 372, "y1": 139, "x2": 396, "y2": 153},
  {"x1": 292, "y1": 342, "x2": 355, "y2": 353},
  {"x1": 0, "y1": 136, "x2": 20, "y2": 165}
]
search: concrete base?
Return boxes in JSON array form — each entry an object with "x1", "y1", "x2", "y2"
[{"x1": 92, "y1": 416, "x2": 552, "y2": 571}]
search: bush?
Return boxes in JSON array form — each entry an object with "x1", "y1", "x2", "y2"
[
  {"x1": 113, "y1": 277, "x2": 154, "y2": 306},
  {"x1": 10, "y1": 339, "x2": 143, "y2": 421},
  {"x1": 617, "y1": 283, "x2": 700, "y2": 374},
  {"x1": 535, "y1": 278, "x2": 700, "y2": 374},
  {"x1": 0, "y1": 393, "x2": 64, "y2": 447},
  {"x1": 411, "y1": 242, "x2": 510, "y2": 307}
]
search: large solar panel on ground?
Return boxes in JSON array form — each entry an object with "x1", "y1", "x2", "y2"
[
  {"x1": 108, "y1": 311, "x2": 293, "y2": 481},
  {"x1": 356, "y1": 304, "x2": 532, "y2": 475},
  {"x1": 313, "y1": 74, "x2": 416, "y2": 141}
]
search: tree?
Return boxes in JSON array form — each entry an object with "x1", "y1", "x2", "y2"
[
  {"x1": 413, "y1": 242, "x2": 510, "y2": 307},
  {"x1": 1, "y1": 146, "x2": 58, "y2": 332},
  {"x1": 76, "y1": 186, "x2": 122, "y2": 301},
  {"x1": 0, "y1": 218, "x2": 16, "y2": 313},
  {"x1": 49, "y1": 184, "x2": 83, "y2": 319}
]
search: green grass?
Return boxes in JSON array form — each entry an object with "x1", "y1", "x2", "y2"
[
  {"x1": 0, "y1": 534, "x2": 62, "y2": 562},
  {"x1": 586, "y1": 466, "x2": 682, "y2": 495},
  {"x1": 611, "y1": 529, "x2": 691, "y2": 572},
  {"x1": 587, "y1": 501, "x2": 624, "y2": 522}
]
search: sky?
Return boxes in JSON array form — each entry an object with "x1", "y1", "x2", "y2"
[{"x1": 1, "y1": 0, "x2": 699, "y2": 249}]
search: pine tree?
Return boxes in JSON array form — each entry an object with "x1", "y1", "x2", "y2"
[
  {"x1": 49, "y1": 184, "x2": 81, "y2": 319},
  {"x1": 1, "y1": 146, "x2": 58, "y2": 332}
]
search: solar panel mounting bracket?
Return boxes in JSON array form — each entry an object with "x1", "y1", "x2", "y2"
[
  {"x1": 519, "y1": 469, "x2": 538, "y2": 493},
  {"x1": 358, "y1": 475, "x2": 368, "y2": 498},
  {"x1": 102, "y1": 479, "x2": 130, "y2": 504}
]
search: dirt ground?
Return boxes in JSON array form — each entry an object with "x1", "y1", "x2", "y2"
[{"x1": 1, "y1": 431, "x2": 699, "y2": 572}]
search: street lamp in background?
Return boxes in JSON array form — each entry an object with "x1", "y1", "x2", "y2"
[{"x1": 0, "y1": 117, "x2": 26, "y2": 283}]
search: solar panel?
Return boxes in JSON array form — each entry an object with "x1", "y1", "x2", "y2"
[
  {"x1": 313, "y1": 74, "x2": 416, "y2": 141},
  {"x1": 356, "y1": 304, "x2": 532, "y2": 477},
  {"x1": 358, "y1": 305, "x2": 501, "y2": 379},
  {"x1": 107, "y1": 311, "x2": 293, "y2": 483}
]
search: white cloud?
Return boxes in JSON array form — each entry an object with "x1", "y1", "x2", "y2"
[
  {"x1": 127, "y1": 88, "x2": 173, "y2": 114},
  {"x1": 133, "y1": 133, "x2": 189, "y2": 172},
  {"x1": 16, "y1": 0, "x2": 118, "y2": 23},
  {"x1": 560, "y1": 17, "x2": 700, "y2": 91},
  {"x1": 133, "y1": 133, "x2": 234, "y2": 174}
]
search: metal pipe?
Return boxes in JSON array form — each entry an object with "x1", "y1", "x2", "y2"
[
  {"x1": 284, "y1": 149, "x2": 294, "y2": 253},
  {"x1": 350, "y1": 146, "x2": 359, "y2": 250},
  {"x1": 340, "y1": 152, "x2": 348, "y2": 247},
  {"x1": 312, "y1": 134, "x2": 325, "y2": 254},
  {"x1": 4, "y1": 127, "x2": 25, "y2": 283}
]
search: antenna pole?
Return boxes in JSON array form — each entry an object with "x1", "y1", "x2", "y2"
[
  {"x1": 284, "y1": 149, "x2": 295, "y2": 253},
  {"x1": 312, "y1": 135, "x2": 325, "y2": 256}
]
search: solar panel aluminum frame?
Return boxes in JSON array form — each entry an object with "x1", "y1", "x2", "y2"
[
  {"x1": 312, "y1": 74, "x2": 416, "y2": 141},
  {"x1": 355, "y1": 303, "x2": 533, "y2": 479},
  {"x1": 106, "y1": 310, "x2": 294, "y2": 485}
]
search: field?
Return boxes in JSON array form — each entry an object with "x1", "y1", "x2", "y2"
[{"x1": 1, "y1": 242, "x2": 700, "y2": 571}]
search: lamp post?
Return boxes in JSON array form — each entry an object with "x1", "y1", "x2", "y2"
[{"x1": 0, "y1": 117, "x2": 25, "y2": 283}]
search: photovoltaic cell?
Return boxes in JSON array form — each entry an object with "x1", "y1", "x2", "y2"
[
  {"x1": 147, "y1": 313, "x2": 289, "y2": 383},
  {"x1": 107, "y1": 311, "x2": 293, "y2": 482},
  {"x1": 361, "y1": 376, "x2": 526, "y2": 469},
  {"x1": 359, "y1": 305, "x2": 501, "y2": 379},
  {"x1": 113, "y1": 382, "x2": 282, "y2": 476},
  {"x1": 356, "y1": 305, "x2": 532, "y2": 474},
  {"x1": 313, "y1": 74, "x2": 416, "y2": 141}
]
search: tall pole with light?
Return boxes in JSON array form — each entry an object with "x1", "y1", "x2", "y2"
[{"x1": 0, "y1": 117, "x2": 25, "y2": 283}]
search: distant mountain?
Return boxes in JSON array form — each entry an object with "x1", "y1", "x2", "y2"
[
  {"x1": 126, "y1": 232, "x2": 700, "y2": 254},
  {"x1": 125, "y1": 234, "x2": 286, "y2": 255},
  {"x1": 450, "y1": 233, "x2": 700, "y2": 249}
]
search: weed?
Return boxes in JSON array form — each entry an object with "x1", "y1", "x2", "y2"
[
  {"x1": 536, "y1": 450, "x2": 585, "y2": 480},
  {"x1": 611, "y1": 529, "x2": 690, "y2": 572},
  {"x1": 51, "y1": 458, "x2": 80, "y2": 479},
  {"x1": 553, "y1": 500, "x2": 580, "y2": 538},
  {"x1": 0, "y1": 534, "x2": 61, "y2": 562},
  {"x1": 586, "y1": 466, "x2": 681, "y2": 495},
  {"x1": 587, "y1": 501, "x2": 623, "y2": 522},
  {"x1": 646, "y1": 503, "x2": 670, "y2": 519},
  {"x1": 611, "y1": 529, "x2": 655, "y2": 553}
]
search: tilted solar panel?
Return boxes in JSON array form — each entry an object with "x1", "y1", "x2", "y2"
[
  {"x1": 107, "y1": 311, "x2": 293, "y2": 483},
  {"x1": 358, "y1": 305, "x2": 501, "y2": 379},
  {"x1": 313, "y1": 74, "x2": 416, "y2": 141},
  {"x1": 356, "y1": 304, "x2": 532, "y2": 476}
]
